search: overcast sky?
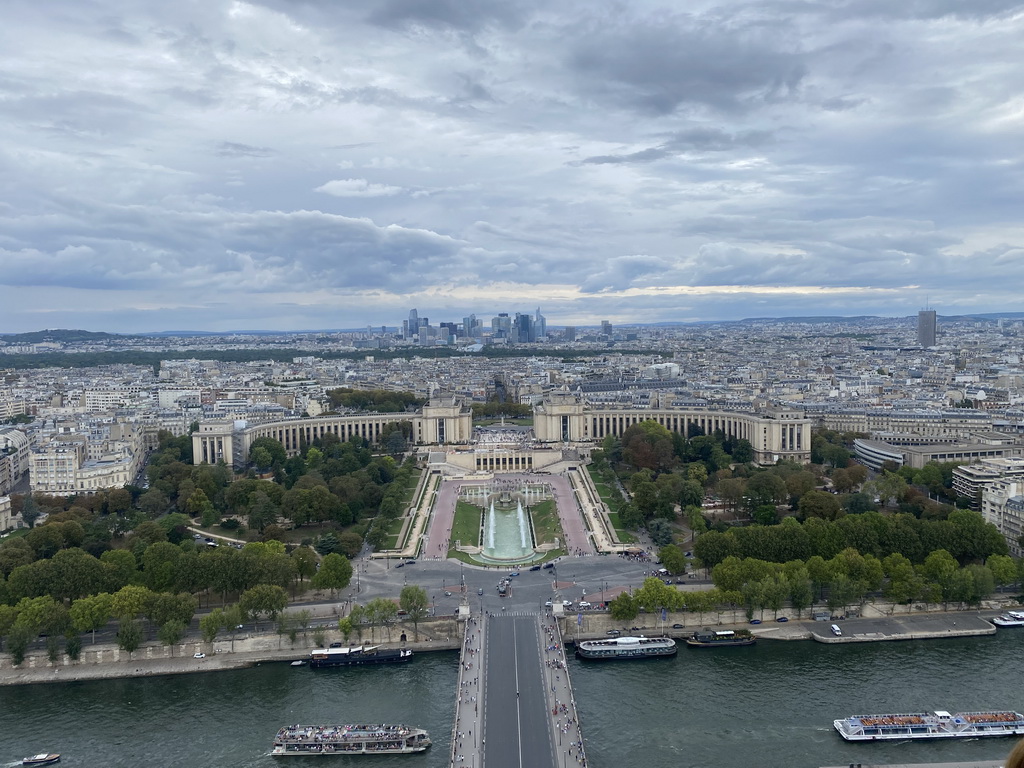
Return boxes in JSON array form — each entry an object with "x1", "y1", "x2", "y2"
[{"x1": 2, "y1": 0, "x2": 1023, "y2": 334}]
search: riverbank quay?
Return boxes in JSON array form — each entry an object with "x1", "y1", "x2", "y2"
[
  {"x1": 821, "y1": 762, "x2": 1006, "y2": 768},
  {"x1": 0, "y1": 618, "x2": 465, "y2": 687},
  {"x1": 810, "y1": 613, "x2": 997, "y2": 643},
  {"x1": 557, "y1": 605, "x2": 1016, "y2": 646}
]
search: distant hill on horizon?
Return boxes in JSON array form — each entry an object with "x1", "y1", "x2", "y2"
[{"x1": 0, "y1": 329, "x2": 127, "y2": 343}]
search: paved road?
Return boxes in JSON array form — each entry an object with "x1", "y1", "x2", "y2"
[{"x1": 483, "y1": 614, "x2": 556, "y2": 768}]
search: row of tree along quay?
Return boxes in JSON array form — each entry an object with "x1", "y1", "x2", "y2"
[{"x1": 617, "y1": 545, "x2": 1023, "y2": 625}]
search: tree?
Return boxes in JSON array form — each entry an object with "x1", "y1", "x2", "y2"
[
  {"x1": 7, "y1": 624, "x2": 33, "y2": 665},
  {"x1": 646, "y1": 518, "x2": 673, "y2": 547},
  {"x1": 399, "y1": 585, "x2": 429, "y2": 638},
  {"x1": 200, "y1": 608, "x2": 225, "y2": 643},
  {"x1": 685, "y1": 505, "x2": 706, "y2": 542},
  {"x1": 65, "y1": 632, "x2": 82, "y2": 661},
  {"x1": 659, "y1": 544, "x2": 687, "y2": 575},
  {"x1": 682, "y1": 590, "x2": 715, "y2": 623},
  {"x1": 20, "y1": 495, "x2": 42, "y2": 529},
  {"x1": 745, "y1": 472, "x2": 788, "y2": 515},
  {"x1": 609, "y1": 592, "x2": 638, "y2": 621},
  {"x1": 116, "y1": 619, "x2": 143, "y2": 657},
  {"x1": 111, "y1": 584, "x2": 152, "y2": 620},
  {"x1": 987, "y1": 554, "x2": 1017, "y2": 589},
  {"x1": 238, "y1": 584, "x2": 288, "y2": 624},
  {"x1": 247, "y1": 490, "x2": 279, "y2": 533},
  {"x1": 634, "y1": 577, "x2": 681, "y2": 614},
  {"x1": 365, "y1": 597, "x2": 399, "y2": 641},
  {"x1": 100, "y1": 549, "x2": 138, "y2": 591},
  {"x1": 70, "y1": 592, "x2": 114, "y2": 644},
  {"x1": 249, "y1": 437, "x2": 287, "y2": 470},
  {"x1": 338, "y1": 616, "x2": 354, "y2": 644},
  {"x1": 291, "y1": 547, "x2": 319, "y2": 585},
  {"x1": 786, "y1": 568, "x2": 813, "y2": 617},
  {"x1": 158, "y1": 619, "x2": 187, "y2": 652},
  {"x1": 799, "y1": 490, "x2": 842, "y2": 521},
  {"x1": 311, "y1": 553, "x2": 353, "y2": 596}
]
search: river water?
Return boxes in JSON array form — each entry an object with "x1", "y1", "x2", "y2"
[{"x1": 3, "y1": 631, "x2": 1023, "y2": 768}]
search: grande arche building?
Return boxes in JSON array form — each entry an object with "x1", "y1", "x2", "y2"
[{"x1": 192, "y1": 391, "x2": 812, "y2": 469}]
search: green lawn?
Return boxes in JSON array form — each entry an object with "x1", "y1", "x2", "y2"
[
  {"x1": 587, "y1": 466, "x2": 625, "y2": 513},
  {"x1": 450, "y1": 501, "x2": 483, "y2": 552},
  {"x1": 529, "y1": 499, "x2": 562, "y2": 546},
  {"x1": 384, "y1": 516, "x2": 405, "y2": 550},
  {"x1": 401, "y1": 467, "x2": 423, "y2": 505},
  {"x1": 606, "y1": 512, "x2": 638, "y2": 543}
]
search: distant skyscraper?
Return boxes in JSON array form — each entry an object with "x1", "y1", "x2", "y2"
[
  {"x1": 918, "y1": 309, "x2": 937, "y2": 347},
  {"x1": 514, "y1": 312, "x2": 534, "y2": 343},
  {"x1": 534, "y1": 307, "x2": 546, "y2": 339},
  {"x1": 564, "y1": 326, "x2": 576, "y2": 342},
  {"x1": 492, "y1": 313, "x2": 511, "y2": 339},
  {"x1": 601, "y1": 320, "x2": 613, "y2": 337}
]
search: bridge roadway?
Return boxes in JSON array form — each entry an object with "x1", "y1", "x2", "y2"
[{"x1": 450, "y1": 611, "x2": 588, "y2": 768}]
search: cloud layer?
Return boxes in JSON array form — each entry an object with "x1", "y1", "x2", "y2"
[{"x1": 1, "y1": 0, "x2": 1023, "y2": 332}]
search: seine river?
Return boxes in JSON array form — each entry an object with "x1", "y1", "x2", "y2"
[{"x1": 3, "y1": 631, "x2": 1023, "y2": 768}]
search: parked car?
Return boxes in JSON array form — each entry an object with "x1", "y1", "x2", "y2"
[
  {"x1": 831, "y1": 624, "x2": 843, "y2": 636},
  {"x1": 544, "y1": 600, "x2": 553, "y2": 607},
  {"x1": 405, "y1": 559, "x2": 416, "y2": 565},
  {"x1": 578, "y1": 601, "x2": 592, "y2": 609},
  {"x1": 562, "y1": 600, "x2": 573, "y2": 607},
  {"x1": 193, "y1": 652, "x2": 205, "y2": 659},
  {"x1": 749, "y1": 619, "x2": 762, "y2": 625},
  {"x1": 672, "y1": 623, "x2": 684, "y2": 629},
  {"x1": 776, "y1": 616, "x2": 789, "y2": 623},
  {"x1": 606, "y1": 629, "x2": 621, "y2": 636}
]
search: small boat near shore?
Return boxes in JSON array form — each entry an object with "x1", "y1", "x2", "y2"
[
  {"x1": 834, "y1": 710, "x2": 1024, "y2": 741},
  {"x1": 991, "y1": 610, "x2": 1024, "y2": 628},
  {"x1": 686, "y1": 628, "x2": 756, "y2": 648},
  {"x1": 271, "y1": 724, "x2": 431, "y2": 755},
  {"x1": 575, "y1": 635, "x2": 677, "y2": 660},
  {"x1": 23, "y1": 755, "x2": 60, "y2": 766},
  {"x1": 309, "y1": 645, "x2": 413, "y2": 668}
]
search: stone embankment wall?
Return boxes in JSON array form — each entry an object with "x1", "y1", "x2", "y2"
[{"x1": 0, "y1": 617, "x2": 465, "y2": 686}]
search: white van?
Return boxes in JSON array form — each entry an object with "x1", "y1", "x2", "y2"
[{"x1": 830, "y1": 623, "x2": 842, "y2": 636}]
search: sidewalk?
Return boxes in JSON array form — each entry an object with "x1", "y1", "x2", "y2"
[
  {"x1": 450, "y1": 614, "x2": 485, "y2": 767},
  {"x1": 541, "y1": 617, "x2": 589, "y2": 768}
]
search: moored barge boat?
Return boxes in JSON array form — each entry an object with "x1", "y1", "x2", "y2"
[
  {"x1": 271, "y1": 724, "x2": 431, "y2": 755},
  {"x1": 309, "y1": 645, "x2": 412, "y2": 668},
  {"x1": 991, "y1": 611, "x2": 1024, "y2": 628},
  {"x1": 686, "y1": 628, "x2": 756, "y2": 648},
  {"x1": 575, "y1": 635, "x2": 677, "y2": 660},
  {"x1": 834, "y1": 710, "x2": 1024, "y2": 741}
]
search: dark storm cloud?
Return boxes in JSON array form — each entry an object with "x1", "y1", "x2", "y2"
[
  {"x1": 579, "y1": 128, "x2": 774, "y2": 164},
  {"x1": 566, "y1": 12, "x2": 807, "y2": 115},
  {"x1": 216, "y1": 141, "x2": 275, "y2": 158},
  {"x1": 365, "y1": 0, "x2": 530, "y2": 33}
]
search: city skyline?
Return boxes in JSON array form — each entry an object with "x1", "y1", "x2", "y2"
[{"x1": 2, "y1": 1, "x2": 1023, "y2": 334}]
